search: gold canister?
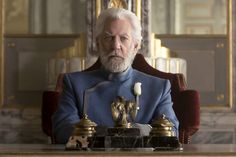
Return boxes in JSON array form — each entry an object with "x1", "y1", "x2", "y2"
[
  {"x1": 72, "y1": 114, "x2": 97, "y2": 137},
  {"x1": 150, "y1": 114, "x2": 175, "y2": 137}
]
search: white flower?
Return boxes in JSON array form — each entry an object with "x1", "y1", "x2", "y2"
[{"x1": 134, "y1": 82, "x2": 142, "y2": 96}]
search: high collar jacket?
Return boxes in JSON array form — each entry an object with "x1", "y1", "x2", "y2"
[{"x1": 52, "y1": 67, "x2": 179, "y2": 143}]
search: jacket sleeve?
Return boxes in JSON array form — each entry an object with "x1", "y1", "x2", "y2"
[
  {"x1": 52, "y1": 74, "x2": 81, "y2": 144},
  {"x1": 154, "y1": 80, "x2": 179, "y2": 137}
]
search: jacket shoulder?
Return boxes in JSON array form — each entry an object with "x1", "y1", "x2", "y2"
[{"x1": 133, "y1": 69, "x2": 168, "y2": 82}]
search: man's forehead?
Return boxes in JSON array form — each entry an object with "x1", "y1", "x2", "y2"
[
  {"x1": 103, "y1": 31, "x2": 130, "y2": 36},
  {"x1": 102, "y1": 18, "x2": 132, "y2": 35}
]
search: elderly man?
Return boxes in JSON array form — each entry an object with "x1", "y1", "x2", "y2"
[{"x1": 52, "y1": 8, "x2": 179, "y2": 144}]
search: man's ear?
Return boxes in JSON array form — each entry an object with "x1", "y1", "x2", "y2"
[{"x1": 134, "y1": 42, "x2": 141, "y2": 53}]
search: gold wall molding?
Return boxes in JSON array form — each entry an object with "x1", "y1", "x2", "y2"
[
  {"x1": 0, "y1": 0, "x2": 233, "y2": 109},
  {"x1": 0, "y1": 0, "x2": 4, "y2": 107}
]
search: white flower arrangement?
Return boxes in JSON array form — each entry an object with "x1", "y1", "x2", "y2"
[
  {"x1": 134, "y1": 82, "x2": 142, "y2": 96},
  {"x1": 134, "y1": 82, "x2": 142, "y2": 110}
]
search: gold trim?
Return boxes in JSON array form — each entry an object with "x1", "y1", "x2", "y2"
[
  {"x1": 227, "y1": 0, "x2": 233, "y2": 109},
  {"x1": 202, "y1": 0, "x2": 234, "y2": 110},
  {"x1": 135, "y1": 0, "x2": 141, "y2": 21},
  {"x1": 156, "y1": 34, "x2": 227, "y2": 38},
  {"x1": 108, "y1": 0, "x2": 128, "y2": 9},
  {"x1": 4, "y1": 34, "x2": 81, "y2": 38},
  {"x1": 155, "y1": 0, "x2": 233, "y2": 110},
  {"x1": 0, "y1": 0, "x2": 4, "y2": 107},
  {"x1": 0, "y1": 0, "x2": 233, "y2": 110},
  {"x1": 216, "y1": 42, "x2": 225, "y2": 48},
  {"x1": 155, "y1": 0, "x2": 233, "y2": 112},
  {"x1": 95, "y1": 0, "x2": 101, "y2": 18}
]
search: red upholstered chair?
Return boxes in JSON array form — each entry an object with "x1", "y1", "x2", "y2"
[{"x1": 42, "y1": 53, "x2": 200, "y2": 144}]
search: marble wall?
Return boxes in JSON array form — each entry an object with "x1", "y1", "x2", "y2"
[
  {"x1": 2, "y1": 109, "x2": 236, "y2": 144},
  {"x1": 0, "y1": 108, "x2": 48, "y2": 143},
  {"x1": 191, "y1": 112, "x2": 236, "y2": 144},
  {"x1": 191, "y1": 0, "x2": 236, "y2": 144}
]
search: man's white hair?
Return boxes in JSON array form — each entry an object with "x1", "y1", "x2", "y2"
[{"x1": 95, "y1": 8, "x2": 142, "y2": 43}]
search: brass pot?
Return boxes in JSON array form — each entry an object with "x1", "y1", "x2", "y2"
[
  {"x1": 72, "y1": 114, "x2": 97, "y2": 137},
  {"x1": 150, "y1": 114, "x2": 175, "y2": 137}
]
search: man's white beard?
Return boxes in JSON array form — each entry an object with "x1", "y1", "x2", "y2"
[{"x1": 100, "y1": 50, "x2": 136, "y2": 73}]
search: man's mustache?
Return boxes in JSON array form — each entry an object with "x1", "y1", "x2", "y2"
[{"x1": 107, "y1": 51, "x2": 124, "y2": 59}]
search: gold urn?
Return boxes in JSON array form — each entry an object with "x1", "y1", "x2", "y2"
[
  {"x1": 66, "y1": 114, "x2": 97, "y2": 149},
  {"x1": 150, "y1": 114, "x2": 175, "y2": 137},
  {"x1": 72, "y1": 114, "x2": 97, "y2": 137}
]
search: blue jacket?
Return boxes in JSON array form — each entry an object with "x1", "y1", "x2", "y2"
[{"x1": 52, "y1": 67, "x2": 179, "y2": 143}]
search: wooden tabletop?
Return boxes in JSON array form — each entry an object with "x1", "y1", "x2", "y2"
[{"x1": 0, "y1": 144, "x2": 236, "y2": 157}]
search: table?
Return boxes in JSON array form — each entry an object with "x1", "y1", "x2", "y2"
[{"x1": 0, "y1": 144, "x2": 236, "y2": 157}]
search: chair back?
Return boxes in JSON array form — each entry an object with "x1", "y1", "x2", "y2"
[{"x1": 42, "y1": 53, "x2": 200, "y2": 144}]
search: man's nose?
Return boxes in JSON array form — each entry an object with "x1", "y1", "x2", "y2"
[{"x1": 112, "y1": 37, "x2": 121, "y2": 50}]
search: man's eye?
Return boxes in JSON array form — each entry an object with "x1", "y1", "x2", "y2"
[
  {"x1": 104, "y1": 36, "x2": 112, "y2": 41},
  {"x1": 120, "y1": 36, "x2": 128, "y2": 41}
]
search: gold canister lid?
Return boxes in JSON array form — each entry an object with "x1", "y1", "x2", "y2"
[
  {"x1": 150, "y1": 114, "x2": 175, "y2": 137},
  {"x1": 73, "y1": 114, "x2": 97, "y2": 137}
]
